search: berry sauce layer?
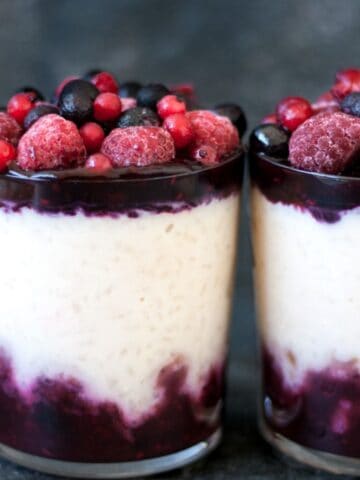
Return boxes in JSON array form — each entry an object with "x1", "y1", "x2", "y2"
[
  {"x1": 0, "y1": 351, "x2": 223, "y2": 462},
  {"x1": 250, "y1": 153, "x2": 360, "y2": 224},
  {"x1": 262, "y1": 348, "x2": 360, "y2": 458}
]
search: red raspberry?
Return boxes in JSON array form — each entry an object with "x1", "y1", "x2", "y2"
[
  {"x1": 157, "y1": 95, "x2": 186, "y2": 119},
  {"x1": 121, "y1": 97, "x2": 137, "y2": 111},
  {"x1": 312, "y1": 91, "x2": 339, "y2": 114},
  {"x1": 101, "y1": 127, "x2": 175, "y2": 167},
  {"x1": 7, "y1": 93, "x2": 33, "y2": 126},
  {"x1": 0, "y1": 140, "x2": 16, "y2": 171},
  {"x1": 17, "y1": 114, "x2": 86, "y2": 170},
  {"x1": 91, "y1": 72, "x2": 118, "y2": 94},
  {"x1": 0, "y1": 112, "x2": 22, "y2": 145},
  {"x1": 163, "y1": 113, "x2": 193, "y2": 149},
  {"x1": 276, "y1": 96, "x2": 313, "y2": 132},
  {"x1": 79, "y1": 122, "x2": 105, "y2": 153},
  {"x1": 332, "y1": 68, "x2": 360, "y2": 100},
  {"x1": 55, "y1": 75, "x2": 79, "y2": 98},
  {"x1": 189, "y1": 145, "x2": 217, "y2": 165},
  {"x1": 261, "y1": 113, "x2": 277, "y2": 124},
  {"x1": 289, "y1": 111, "x2": 360, "y2": 174},
  {"x1": 93, "y1": 93, "x2": 122, "y2": 122},
  {"x1": 85, "y1": 153, "x2": 112, "y2": 172},
  {"x1": 186, "y1": 110, "x2": 239, "y2": 160}
]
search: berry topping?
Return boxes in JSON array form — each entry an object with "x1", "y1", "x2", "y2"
[
  {"x1": 261, "y1": 113, "x2": 277, "y2": 124},
  {"x1": 186, "y1": 110, "x2": 239, "y2": 160},
  {"x1": 189, "y1": 145, "x2": 217, "y2": 166},
  {"x1": 137, "y1": 84, "x2": 170, "y2": 110},
  {"x1": 79, "y1": 122, "x2": 105, "y2": 153},
  {"x1": 117, "y1": 107, "x2": 160, "y2": 128},
  {"x1": 15, "y1": 86, "x2": 44, "y2": 103},
  {"x1": 101, "y1": 126, "x2": 175, "y2": 167},
  {"x1": 250, "y1": 124, "x2": 290, "y2": 158},
  {"x1": 24, "y1": 104, "x2": 59, "y2": 130},
  {"x1": 0, "y1": 112, "x2": 22, "y2": 146},
  {"x1": 312, "y1": 91, "x2": 339, "y2": 114},
  {"x1": 289, "y1": 111, "x2": 360, "y2": 174},
  {"x1": 58, "y1": 79, "x2": 99, "y2": 125},
  {"x1": 17, "y1": 114, "x2": 86, "y2": 170},
  {"x1": 85, "y1": 153, "x2": 112, "y2": 172},
  {"x1": 157, "y1": 95, "x2": 186, "y2": 119},
  {"x1": 0, "y1": 140, "x2": 16, "y2": 171},
  {"x1": 7, "y1": 93, "x2": 33, "y2": 126},
  {"x1": 90, "y1": 71, "x2": 118, "y2": 94},
  {"x1": 55, "y1": 75, "x2": 79, "y2": 98},
  {"x1": 214, "y1": 103, "x2": 247, "y2": 136},
  {"x1": 332, "y1": 68, "x2": 360, "y2": 100},
  {"x1": 341, "y1": 92, "x2": 360, "y2": 118},
  {"x1": 120, "y1": 97, "x2": 137, "y2": 111},
  {"x1": 119, "y1": 81, "x2": 142, "y2": 98},
  {"x1": 276, "y1": 96, "x2": 314, "y2": 132},
  {"x1": 163, "y1": 113, "x2": 193, "y2": 149},
  {"x1": 93, "y1": 93, "x2": 122, "y2": 122}
]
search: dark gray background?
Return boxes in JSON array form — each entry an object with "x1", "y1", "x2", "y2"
[{"x1": 0, "y1": 1, "x2": 360, "y2": 478}]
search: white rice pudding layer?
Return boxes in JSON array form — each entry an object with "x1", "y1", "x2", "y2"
[
  {"x1": 252, "y1": 187, "x2": 360, "y2": 388},
  {"x1": 0, "y1": 195, "x2": 239, "y2": 419}
]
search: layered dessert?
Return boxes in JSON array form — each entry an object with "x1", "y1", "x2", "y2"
[
  {"x1": 0, "y1": 71, "x2": 244, "y2": 474},
  {"x1": 250, "y1": 68, "x2": 360, "y2": 472}
]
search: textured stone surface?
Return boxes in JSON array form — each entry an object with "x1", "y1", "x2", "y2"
[{"x1": 0, "y1": 0, "x2": 359, "y2": 477}]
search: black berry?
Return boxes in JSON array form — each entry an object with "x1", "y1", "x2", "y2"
[
  {"x1": 83, "y1": 69, "x2": 103, "y2": 81},
  {"x1": 119, "y1": 81, "x2": 142, "y2": 98},
  {"x1": 137, "y1": 84, "x2": 169, "y2": 110},
  {"x1": 58, "y1": 79, "x2": 99, "y2": 125},
  {"x1": 117, "y1": 107, "x2": 160, "y2": 128},
  {"x1": 250, "y1": 124, "x2": 290, "y2": 158},
  {"x1": 341, "y1": 92, "x2": 360, "y2": 118},
  {"x1": 24, "y1": 104, "x2": 59, "y2": 130},
  {"x1": 214, "y1": 103, "x2": 247, "y2": 136},
  {"x1": 15, "y1": 86, "x2": 44, "y2": 102}
]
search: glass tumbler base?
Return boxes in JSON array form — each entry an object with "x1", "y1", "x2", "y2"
[
  {"x1": 0, "y1": 429, "x2": 221, "y2": 478},
  {"x1": 261, "y1": 420, "x2": 360, "y2": 476}
]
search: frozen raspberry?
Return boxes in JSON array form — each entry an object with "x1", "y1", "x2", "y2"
[
  {"x1": 163, "y1": 113, "x2": 193, "y2": 149},
  {"x1": 101, "y1": 126, "x2": 175, "y2": 167},
  {"x1": 276, "y1": 96, "x2": 313, "y2": 132},
  {"x1": 289, "y1": 111, "x2": 360, "y2": 174},
  {"x1": 17, "y1": 114, "x2": 86, "y2": 170},
  {"x1": 186, "y1": 110, "x2": 239, "y2": 161},
  {"x1": 332, "y1": 68, "x2": 360, "y2": 100},
  {"x1": 312, "y1": 91, "x2": 339, "y2": 114},
  {"x1": 0, "y1": 112, "x2": 22, "y2": 146},
  {"x1": 121, "y1": 97, "x2": 137, "y2": 111}
]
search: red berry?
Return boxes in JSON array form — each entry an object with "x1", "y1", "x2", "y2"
[
  {"x1": 157, "y1": 95, "x2": 186, "y2": 119},
  {"x1": 312, "y1": 91, "x2": 339, "y2": 114},
  {"x1": 91, "y1": 72, "x2": 118, "y2": 94},
  {"x1": 190, "y1": 145, "x2": 217, "y2": 165},
  {"x1": 55, "y1": 75, "x2": 79, "y2": 98},
  {"x1": 85, "y1": 153, "x2": 112, "y2": 172},
  {"x1": 0, "y1": 140, "x2": 16, "y2": 171},
  {"x1": 93, "y1": 93, "x2": 122, "y2": 122},
  {"x1": 186, "y1": 110, "x2": 239, "y2": 160},
  {"x1": 276, "y1": 96, "x2": 313, "y2": 132},
  {"x1": 0, "y1": 112, "x2": 22, "y2": 145},
  {"x1": 7, "y1": 93, "x2": 33, "y2": 126},
  {"x1": 101, "y1": 127, "x2": 175, "y2": 167},
  {"x1": 79, "y1": 122, "x2": 105, "y2": 153},
  {"x1": 163, "y1": 113, "x2": 193, "y2": 149},
  {"x1": 332, "y1": 68, "x2": 360, "y2": 100},
  {"x1": 261, "y1": 113, "x2": 277, "y2": 124}
]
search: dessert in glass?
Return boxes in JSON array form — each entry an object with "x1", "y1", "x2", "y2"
[
  {"x1": 0, "y1": 72, "x2": 245, "y2": 477},
  {"x1": 250, "y1": 68, "x2": 360, "y2": 475}
]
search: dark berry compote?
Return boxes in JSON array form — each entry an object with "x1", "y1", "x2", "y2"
[
  {"x1": 249, "y1": 68, "x2": 360, "y2": 475},
  {"x1": 0, "y1": 71, "x2": 245, "y2": 477}
]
